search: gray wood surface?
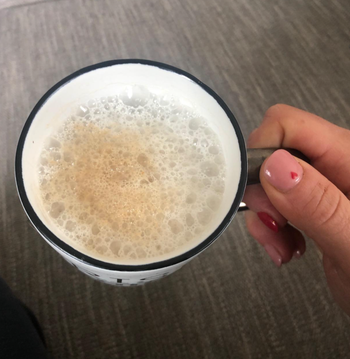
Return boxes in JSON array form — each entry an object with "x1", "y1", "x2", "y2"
[{"x1": 1, "y1": 0, "x2": 350, "y2": 358}]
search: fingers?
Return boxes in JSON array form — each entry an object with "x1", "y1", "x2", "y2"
[
  {"x1": 245, "y1": 211, "x2": 305, "y2": 266},
  {"x1": 243, "y1": 184, "x2": 306, "y2": 264},
  {"x1": 248, "y1": 104, "x2": 350, "y2": 194},
  {"x1": 260, "y1": 149, "x2": 350, "y2": 268},
  {"x1": 243, "y1": 184, "x2": 287, "y2": 228},
  {"x1": 245, "y1": 105, "x2": 350, "y2": 273}
]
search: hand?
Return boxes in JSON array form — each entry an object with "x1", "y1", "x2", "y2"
[{"x1": 243, "y1": 104, "x2": 350, "y2": 316}]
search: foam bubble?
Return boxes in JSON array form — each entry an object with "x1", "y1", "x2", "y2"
[
  {"x1": 200, "y1": 161, "x2": 219, "y2": 177},
  {"x1": 197, "y1": 208, "x2": 213, "y2": 225},
  {"x1": 49, "y1": 202, "x2": 65, "y2": 219},
  {"x1": 189, "y1": 118, "x2": 201, "y2": 130},
  {"x1": 186, "y1": 192, "x2": 197, "y2": 204},
  {"x1": 65, "y1": 220, "x2": 76, "y2": 232},
  {"x1": 168, "y1": 219, "x2": 183, "y2": 234},
  {"x1": 209, "y1": 146, "x2": 219, "y2": 155},
  {"x1": 206, "y1": 195, "x2": 221, "y2": 211},
  {"x1": 76, "y1": 105, "x2": 89, "y2": 117},
  {"x1": 46, "y1": 138, "x2": 61, "y2": 150},
  {"x1": 120, "y1": 85, "x2": 150, "y2": 108},
  {"x1": 110, "y1": 241, "x2": 121, "y2": 255}
]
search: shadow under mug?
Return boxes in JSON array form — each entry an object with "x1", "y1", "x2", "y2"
[{"x1": 15, "y1": 59, "x2": 306, "y2": 286}]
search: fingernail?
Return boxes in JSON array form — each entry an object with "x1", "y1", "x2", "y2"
[
  {"x1": 264, "y1": 244, "x2": 282, "y2": 267},
  {"x1": 293, "y1": 250, "x2": 302, "y2": 259},
  {"x1": 263, "y1": 150, "x2": 303, "y2": 192},
  {"x1": 257, "y1": 212, "x2": 279, "y2": 232}
]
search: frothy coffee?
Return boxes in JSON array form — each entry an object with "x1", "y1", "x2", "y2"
[{"x1": 37, "y1": 88, "x2": 226, "y2": 263}]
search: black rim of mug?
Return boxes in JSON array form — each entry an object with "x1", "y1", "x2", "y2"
[{"x1": 15, "y1": 59, "x2": 247, "y2": 272}]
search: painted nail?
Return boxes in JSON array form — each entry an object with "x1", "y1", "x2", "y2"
[
  {"x1": 257, "y1": 212, "x2": 279, "y2": 232},
  {"x1": 263, "y1": 150, "x2": 303, "y2": 192},
  {"x1": 264, "y1": 244, "x2": 282, "y2": 267},
  {"x1": 293, "y1": 250, "x2": 302, "y2": 259}
]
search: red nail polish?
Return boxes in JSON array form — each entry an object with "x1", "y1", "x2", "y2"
[{"x1": 257, "y1": 212, "x2": 279, "y2": 232}]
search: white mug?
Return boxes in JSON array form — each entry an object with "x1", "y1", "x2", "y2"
[{"x1": 15, "y1": 60, "x2": 305, "y2": 286}]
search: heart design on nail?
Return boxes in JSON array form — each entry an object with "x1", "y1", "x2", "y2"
[{"x1": 291, "y1": 171, "x2": 298, "y2": 179}]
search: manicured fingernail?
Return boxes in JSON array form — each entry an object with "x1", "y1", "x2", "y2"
[
  {"x1": 264, "y1": 244, "x2": 282, "y2": 267},
  {"x1": 263, "y1": 150, "x2": 303, "y2": 192},
  {"x1": 293, "y1": 250, "x2": 302, "y2": 259},
  {"x1": 257, "y1": 212, "x2": 279, "y2": 232}
]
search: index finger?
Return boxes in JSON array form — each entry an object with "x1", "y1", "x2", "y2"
[{"x1": 248, "y1": 104, "x2": 350, "y2": 194}]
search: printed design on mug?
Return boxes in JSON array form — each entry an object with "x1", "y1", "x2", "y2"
[{"x1": 64, "y1": 253, "x2": 183, "y2": 286}]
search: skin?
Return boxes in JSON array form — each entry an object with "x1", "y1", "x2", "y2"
[{"x1": 243, "y1": 104, "x2": 350, "y2": 316}]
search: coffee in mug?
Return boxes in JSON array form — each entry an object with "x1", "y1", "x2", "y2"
[
  {"x1": 38, "y1": 89, "x2": 227, "y2": 264},
  {"x1": 16, "y1": 60, "x2": 246, "y2": 285}
]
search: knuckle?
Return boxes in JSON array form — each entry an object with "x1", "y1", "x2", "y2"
[
  {"x1": 263, "y1": 104, "x2": 284, "y2": 122},
  {"x1": 301, "y1": 181, "x2": 347, "y2": 234},
  {"x1": 264, "y1": 104, "x2": 283, "y2": 120}
]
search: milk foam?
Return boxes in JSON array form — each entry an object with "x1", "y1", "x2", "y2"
[{"x1": 37, "y1": 87, "x2": 226, "y2": 262}]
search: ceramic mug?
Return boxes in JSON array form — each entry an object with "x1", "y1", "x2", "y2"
[{"x1": 15, "y1": 60, "x2": 305, "y2": 286}]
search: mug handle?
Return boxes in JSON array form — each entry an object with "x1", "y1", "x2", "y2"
[{"x1": 238, "y1": 148, "x2": 309, "y2": 212}]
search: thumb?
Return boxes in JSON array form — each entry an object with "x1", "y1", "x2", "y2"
[{"x1": 260, "y1": 149, "x2": 350, "y2": 265}]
